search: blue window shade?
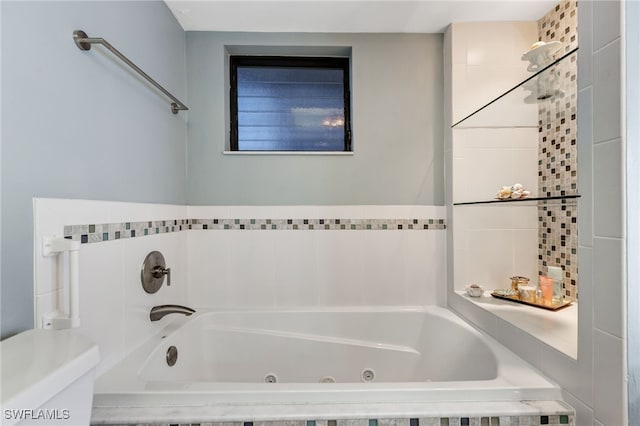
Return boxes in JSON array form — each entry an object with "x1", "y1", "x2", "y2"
[{"x1": 230, "y1": 57, "x2": 351, "y2": 151}]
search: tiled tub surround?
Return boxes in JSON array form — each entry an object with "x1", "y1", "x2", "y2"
[
  {"x1": 33, "y1": 199, "x2": 575, "y2": 424},
  {"x1": 33, "y1": 199, "x2": 447, "y2": 377},
  {"x1": 92, "y1": 307, "x2": 570, "y2": 424}
]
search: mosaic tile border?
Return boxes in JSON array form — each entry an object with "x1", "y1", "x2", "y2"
[
  {"x1": 64, "y1": 219, "x2": 190, "y2": 244},
  {"x1": 190, "y1": 218, "x2": 445, "y2": 231},
  {"x1": 64, "y1": 218, "x2": 446, "y2": 244},
  {"x1": 106, "y1": 414, "x2": 574, "y2": 426}
]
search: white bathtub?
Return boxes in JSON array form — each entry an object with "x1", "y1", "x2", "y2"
[{"x1": 93, "y1": 306, "x2": 561, "y2": 412}]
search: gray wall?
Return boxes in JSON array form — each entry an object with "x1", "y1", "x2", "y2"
[
  {"x1": 186, "y1": 32, "x2": 444, "y2": 205},
  {"x1": 0, "y1": 1, "x2": 187, "y2": 339}
]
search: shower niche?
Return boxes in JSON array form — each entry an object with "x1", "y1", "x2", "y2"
[{"x1": 450, "y1": 47, "x2": 579, "y2": 356}]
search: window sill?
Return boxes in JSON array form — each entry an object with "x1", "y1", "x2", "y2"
[
  {"x1": 454, "y1": 290, "x2": 578, "y2": 359},
  {"x1": 222, "y1": 151, "x2": 354, "y2": 156}
]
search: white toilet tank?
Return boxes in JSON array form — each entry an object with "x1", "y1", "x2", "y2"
[{"x1": 1, "y1": 329, "x2": 99, "y2": 426}]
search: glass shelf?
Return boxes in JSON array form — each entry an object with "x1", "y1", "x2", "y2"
[
  {"x1": 452, "y1": 46, "x2": 579, "y2": 129},
  {"x1": 453, "y1": 194, "x2": 580, "y2": 206}
]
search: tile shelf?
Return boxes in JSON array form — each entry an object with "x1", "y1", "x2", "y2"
[{"x1": 454, "y1": 291, "x2": 578, "y2": 358}]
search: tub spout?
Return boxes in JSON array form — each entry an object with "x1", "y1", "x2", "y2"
[{"x1": 149, "y1": 304, "x2": 195, "y2": 322}]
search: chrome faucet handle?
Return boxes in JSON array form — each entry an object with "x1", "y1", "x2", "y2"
[{"x1": 152, "y1": 266, "x2": 171, "y2": 286}]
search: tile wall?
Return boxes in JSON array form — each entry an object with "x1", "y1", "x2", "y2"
[
  {"x1": 450, "y1": 22, "x2": 538, "y2": 125},
  {"x1": 33, "y1": 199, "x2": 446, "y2": 375},
  {"x1": 33, "y1": 199, "x2": 190, "y2": 376},
  {"x1": 186, "y1": 205, "x2": 446, "y2": 309},
  {"x1": 582, "y1": 0, "x2": 626, "y2": 423},
  {"x1": 448, "y1": 0, "x2": 628, "y2": 423},
  {"x1": 536, "y1": 0, "x2": 579, "y2": 300},
  {"x1": 450, "y1": 22, "x2": 540, "y2": 293}
]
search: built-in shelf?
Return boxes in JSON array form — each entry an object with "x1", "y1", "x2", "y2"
[
  {"x1": 453, "y1": 194, "x2": 581, "y2": 206},
  {"x1": 450, "y1": 40, "x2": 580, "y2": 357},
  {"x1": 454, "y1": 290, "x2": 577, "y2": 359}
]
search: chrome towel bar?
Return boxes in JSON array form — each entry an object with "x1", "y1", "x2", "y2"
[{"x1": 73, "y1": 30, "x2": 188, "y2": 114}]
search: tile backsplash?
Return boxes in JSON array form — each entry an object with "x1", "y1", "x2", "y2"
[{"x1": 537, "y1": 0, "x2": 579, "y2": 300}]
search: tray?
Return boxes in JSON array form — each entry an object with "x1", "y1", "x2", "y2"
[{"x1": 491, "y1": 291, "x2": 572, "y2": 311}]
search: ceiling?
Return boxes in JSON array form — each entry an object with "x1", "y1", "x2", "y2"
[{"x1": 165, "y1": 0, "x2": 556, "y2": 34}]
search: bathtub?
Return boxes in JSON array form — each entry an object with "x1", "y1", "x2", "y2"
[{"x1": 93, "y1": 306, "x2": 563, "y2": 421}]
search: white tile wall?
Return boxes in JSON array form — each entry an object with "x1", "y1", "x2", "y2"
[
  {"x1": 227, "y1": 231, "x2": 278, "y2": 307},
  {"x1": 561, "y1": 390, "x2": 593, "y2": 426},
  {"x1": 33, "y1": 198, "x2": 109, "y2": 297},
  {"x1": 592, "y1": 39, "x2": 622, "y2": 144},
  {"x1": 593, "y1": 139, "x2": 624, "y2": 238},
  {"x1": 450, "y1": 22, "x2": 538, "y2": 125},
  {"x1": 77, "y1": 240, "x2": 125, "y2": 376},
  {"x1": 592, "y1": 0, "x2": 621, "y2": 52},
  {"x1": 593, "y1": 329, "x2": 625, "y2": 425},
  {"x1": 449, "y1": 22, "x2": 540, "y2": 302},
  {"x1": 187, "y1": 230, "x2": 233, "y2": 307},
  {"x1": 317, "y1": 231, "x2": 366, "y2": 306},
  {"x1": 577, "y1": 87, "x2": 593, "y2": 248},
  {"x1": 273, "y1": 231, "x2": 320, "y2": 306},
  {"x1": 34, "y1": 200, "x2": 446, "y2": 375},
  {"x1": 361, "y1": 231, "x2": 406, "y2": 305},
  {"x1": 453, "y1": 128, "x2": 539, "y2": 203},
  {"x1": 33, "y1": 198, "x2": 189, "y2": 376},
  {"x1": 121, "y1": 232, "x2": 189, "y2": 351},
  {"x1": 593, "y1": 237, "x2": 624, "y2": 338},
  {"x1": 405, "y1": 231, "x2": 446, "y2": 306},
  {"x1": 452, "y1": 206, "x2": 538, "y2": 292},
  {"x1": 581, "y1": 8, "x2": 627, "y2": 418},
  {"x1": 187, "y1": 205, "x2": 446, "y2": 309},
  {"x1": 577, "y1": 1, "x2": 593, "y2": 90},
  {"x1": 493, "y1": 317, "x2": 543, "y2": 371}
]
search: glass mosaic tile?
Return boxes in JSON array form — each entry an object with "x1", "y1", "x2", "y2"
[
  {"x1": 62, "y1": 217, "x2": 446, "y2": 244},
  {"x1": 537, "y1": 0, "x2": 578, "y2": 301}
]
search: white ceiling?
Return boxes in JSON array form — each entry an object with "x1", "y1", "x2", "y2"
[{"x1": 165, "y1": 0, "x2": 557, "y2": 34}]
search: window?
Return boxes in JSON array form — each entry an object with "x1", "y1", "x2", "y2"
[{"x1": 230, "y1": 56, "x2": 351, "y2": 152}]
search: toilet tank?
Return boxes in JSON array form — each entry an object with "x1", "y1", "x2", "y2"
[{"x1": 1, "y1": 329, "x2": 99, "y2": 426}]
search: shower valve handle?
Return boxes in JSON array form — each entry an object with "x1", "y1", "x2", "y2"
[{"x1": 152, "y1": 266, "x2": 171, "y2": 286}]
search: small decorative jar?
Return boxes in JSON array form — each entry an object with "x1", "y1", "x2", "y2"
[{"x1": 510, "y1": 276, "x2": 530, "y2": 292}]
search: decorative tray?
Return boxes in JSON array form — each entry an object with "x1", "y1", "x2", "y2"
[{"x1": 491, "y1": 290, "x2": 572, "y2": 311}]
